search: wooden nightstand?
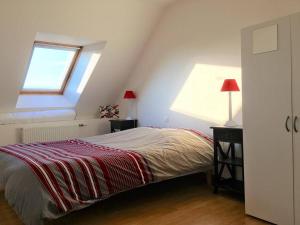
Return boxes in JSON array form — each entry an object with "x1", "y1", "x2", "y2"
[
  {"x1": 109, "y1": 119, "x2": 138, "y2": 133},
  {"x1": 210, "y1": 126, "x2": 244, "y2": 195}
]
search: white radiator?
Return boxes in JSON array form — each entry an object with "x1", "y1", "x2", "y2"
[{"x1": 22, "y1": 124, "x2": 82, "y2": 144}]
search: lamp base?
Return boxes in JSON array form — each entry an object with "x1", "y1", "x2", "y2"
[{"x1": 224, "y1": 120, "x2": 238, "y2": 127}]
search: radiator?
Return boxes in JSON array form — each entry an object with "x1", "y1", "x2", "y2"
[{"x1": 22, "y1": 124, "x2": 82, "y2": 144}]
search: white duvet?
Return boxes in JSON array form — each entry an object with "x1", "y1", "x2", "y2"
[{"x1": 83, "y1": 127, "x2": 214, "y2": 180}]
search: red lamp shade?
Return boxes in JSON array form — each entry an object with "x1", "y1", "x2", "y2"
[
  {"x1": 123, "y1": 90, "x2": 136, "y2": 99},
  {"x1": 221, "y1": 79, "x2": 240, "y2": 92}
]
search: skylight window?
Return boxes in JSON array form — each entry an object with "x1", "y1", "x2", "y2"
[{"x1": 21, "y1": 41, "x2": 82, "y2": 94}]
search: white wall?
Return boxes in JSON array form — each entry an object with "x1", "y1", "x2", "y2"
[
  {"x1": 0, "y1": 118, "x2": 110, "y2": 146},
  {"x1": 122, "y1": 0, "x2": 300, "y2": 135},
  {"x1": 0, "y1": 0, "x2": 168, "y2": 118}
]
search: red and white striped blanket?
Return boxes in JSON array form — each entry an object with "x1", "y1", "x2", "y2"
[{"x1": 0, "y1": 139, "x2": 153, "y2": 213}]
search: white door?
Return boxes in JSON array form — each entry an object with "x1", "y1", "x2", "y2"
[
  {"x1": 291, "y1": 12, "x2": 300, "y2": 225},
  {"x1": 242, "y1": 16, "x2": 294, "y2": 225}
]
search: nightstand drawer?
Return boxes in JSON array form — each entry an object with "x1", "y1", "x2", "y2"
[
  {"x1": 110, "y1": 120, "x2": 137, "y2": 133},
  {"x1": 213, "y1": 128, "x2": 242, "y2": 143},
  {"x1": 110, "y1": 120, "x2": 122, "y2": 129}
]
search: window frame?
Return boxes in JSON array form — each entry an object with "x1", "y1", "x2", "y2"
[{"x1": 20, "y1": 41, "x2": 82, "y2": 95}]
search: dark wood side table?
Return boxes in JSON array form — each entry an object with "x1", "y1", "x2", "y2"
[
  {"x1": 109, "y1": 119, "x2": 138, "y2": 133},
  {"x1": 210, "y1": 126, "x2": 244, "y2": 195}
]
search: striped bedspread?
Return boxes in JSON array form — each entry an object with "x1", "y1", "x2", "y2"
[{"x1": 0, "y1": 139, "x2": 153, "y2": 213}]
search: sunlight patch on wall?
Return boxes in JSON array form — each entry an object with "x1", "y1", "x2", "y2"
[{"x1": 170, "y1": 64, "x2": 242, "y2": 124}]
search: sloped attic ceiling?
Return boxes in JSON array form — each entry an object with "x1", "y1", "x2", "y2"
[{"x1": 0, "y1": 0, "x2": 171, "y2": 118}]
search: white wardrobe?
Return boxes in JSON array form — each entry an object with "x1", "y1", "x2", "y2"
[{"x1": 242, "y1": 13, "x2": 300, "y2": 225}]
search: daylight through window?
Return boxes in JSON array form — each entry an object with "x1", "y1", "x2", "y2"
[{"x1": 21, "y1": 41, "x2": 82, "y2": 94}]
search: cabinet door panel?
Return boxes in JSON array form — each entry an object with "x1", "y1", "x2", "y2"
[
  {"x1": 242, "y1": 16, "x2": 294, "y2": 225},
  {"x1": 291, "y1": 13, "x2": 300, "y2": 225}
]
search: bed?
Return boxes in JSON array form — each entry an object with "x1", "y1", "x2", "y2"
[{"x1": 0, "y1": 127, "x2": 213, "y2": 225}]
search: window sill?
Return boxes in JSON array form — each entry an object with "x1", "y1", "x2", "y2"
[
  {"x1": 0, "y1": 109, "x2": 76, "y2": 125},
  {"x1": 16, "y1": 94, "x2": 75, "y2": 109}
]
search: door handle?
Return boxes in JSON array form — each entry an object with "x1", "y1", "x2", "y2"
[
  {"x1": 286, "y1": 116, "x2": 291, "y2": 132},
  {"x1": 294, "y1": 116, "x2": 298, "y2": 133}
]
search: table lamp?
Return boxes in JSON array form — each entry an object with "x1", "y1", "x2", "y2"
[
  {"x1": 221, "y1": 79, "x2": 240, "y2": 127},
  {"x1": 123, "y1": 90, "x2": 136, "y2": 120}
]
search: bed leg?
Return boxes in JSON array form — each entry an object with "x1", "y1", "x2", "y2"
[{"x1": 206, "y1": 170, "x2": 213, "y2": 187}]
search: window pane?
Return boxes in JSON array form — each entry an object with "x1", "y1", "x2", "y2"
[{"x1": 23, "y1": 46, "x2": 76, "y2": 91}]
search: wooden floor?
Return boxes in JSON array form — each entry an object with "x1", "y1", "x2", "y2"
[{"x1": 0, "y1": 174, "x2": 270, "y2": 225}]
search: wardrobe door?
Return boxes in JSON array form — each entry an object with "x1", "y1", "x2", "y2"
[
  {"x1": 292, "y1": 13, "x2": 300, "y2": 225},
  {"x1": 242, "y1": 16, "x2": 294, "y2": 225}
]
